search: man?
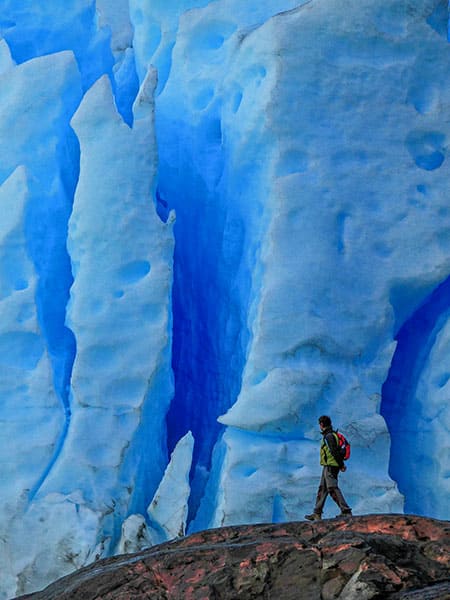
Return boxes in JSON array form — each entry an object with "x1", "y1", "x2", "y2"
[{"x1": 305, "y1": 415, "x2": 352, "y2": 520}]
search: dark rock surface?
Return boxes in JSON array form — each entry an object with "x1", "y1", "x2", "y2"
[{"x1": 15, "y1": 515, "x2": 450, "y2": 599}]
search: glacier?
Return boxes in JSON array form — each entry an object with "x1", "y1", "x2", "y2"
[{"x1": 0, "y1": 0, "x2": 449, "y2": 596}]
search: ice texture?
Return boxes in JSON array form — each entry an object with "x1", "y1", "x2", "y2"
[
  {"x1": 35, "y1": 63, "x2": 172, "y2": 494},
  {"x1": 0, "y1": 5, "x2": 173, "y2": 594},
  {"x1": 116, "y1": 513, "x2": 153, "y2": 554},
  {"x1": 152, "y1": 0, "x2": 450, "y2": 529},
  {"x1": 147, "y1": 430, "x2": 194, "y2": 542},
  {"x1": 116, "y1": 432, "x2": 194, "y2": 552},
  {"x1": 14, "y1": 70, "x2": 174, "y2": 592},
  {"x1": 0, "y1": 0, "x2": 450, "y2": 597},
  {"x1": 0, "y1": 168, "x2": 63, "y2": 595}
]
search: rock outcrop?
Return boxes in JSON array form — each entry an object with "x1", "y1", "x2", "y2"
[{"x1": 15, "y1": 515, "x2": 450, "y2": 599}]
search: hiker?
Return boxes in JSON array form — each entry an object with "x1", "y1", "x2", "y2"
[{"x1": 305, "y1": 415, "x2": 352, "y2": 520}]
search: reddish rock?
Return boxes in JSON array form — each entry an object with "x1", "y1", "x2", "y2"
[{"x1": 15, "y1": 514, "x2": 450, "y2": 599}]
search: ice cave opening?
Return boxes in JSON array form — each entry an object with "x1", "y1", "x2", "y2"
[{"x1": 381, "y1": 274, "x2": 450, "y2": 519}]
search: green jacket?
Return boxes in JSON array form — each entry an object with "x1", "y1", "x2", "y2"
[{"x1": 320, "y1": 428, "x2": 343, "y2": 468}]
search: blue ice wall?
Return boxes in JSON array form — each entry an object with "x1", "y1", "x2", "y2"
[
  {"x1": 0, "y1": 48, "x2": 82, "y2": 438},
  {"x1": 0, "y1": 0, "x2": 141, "y2": 414},
  {"x1": 0, "y1": 3, "x2": 103, "y2": 467},
  {"x1": 381, "y1": 274, "x2": 450, "y2": 516},
  {"x1": 2, "y1": 1, "x2": 450, "y2": 595},
  {"x1": 0, "y1": 2, "x2": 142, "y2": 509},
  {"x1": 155, "y1": 0, "x2": 304, "y2": 524}
]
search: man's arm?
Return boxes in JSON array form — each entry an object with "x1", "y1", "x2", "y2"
[{"x1": 325, "y1": 432, "x2": 344, "y2": 469}]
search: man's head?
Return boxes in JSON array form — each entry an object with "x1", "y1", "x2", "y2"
[{"x1": 318, "y1": 415, "x2": 331, "y2": 430}]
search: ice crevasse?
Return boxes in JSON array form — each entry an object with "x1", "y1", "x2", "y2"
[{"x1": 0, "y1": 0, "x2": 449, "y2": 596}]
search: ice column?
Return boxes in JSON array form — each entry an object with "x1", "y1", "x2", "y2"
[{"x1": 5, "y1": 70, "x2": 174, "y2": 597}]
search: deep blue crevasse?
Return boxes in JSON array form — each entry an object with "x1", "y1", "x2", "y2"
[
  {"x1": 159, "y1": 102, "x2": 252, "y2": 525},
  {"x1": 381, "y1": 273, "x2": 450, "y2": 515},
  {"x1": 1, "y1": 1, "x2": 114, "y2": 93},
  {"x1": 1, "y1": 1, "x2": 140, "y2": 126},
  {"x1": 25, "y1": 128, "x2": 80, "y2": 501}
]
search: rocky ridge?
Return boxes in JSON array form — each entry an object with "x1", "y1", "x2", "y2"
[{"x1": 15, "y1": 515, "x2": 450, "y2": 599}]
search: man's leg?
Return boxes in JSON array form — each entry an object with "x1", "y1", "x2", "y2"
[
  {"x1": 313, "y1": 468, "x2": 328, "y2": 515},
  {"x1": 325, "y1": 467, "x2": 352, "y2": 514},
  {"x1": 305, "y1": 469, "x2": 327, "y2": 520}
]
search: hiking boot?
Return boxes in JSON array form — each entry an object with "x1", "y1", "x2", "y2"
[
  {"x1": 305, "y1": 513, "x2": 322, "y2": 521},
  {"x1": 339, "y1": 509, "x2": 352, "y2": 517}
]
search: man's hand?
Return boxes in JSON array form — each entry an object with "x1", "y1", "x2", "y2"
[{"x1": 340, "y1": 465, "x2": 347, "y2": 472}]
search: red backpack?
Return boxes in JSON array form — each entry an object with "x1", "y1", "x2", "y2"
[{"x1": 335, "y1": 430, "x2": 351, "y2": 461}]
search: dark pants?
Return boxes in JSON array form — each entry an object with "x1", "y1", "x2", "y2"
[{"x1": 314, "y1": 465, "x2": 351, "y2": 515}]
